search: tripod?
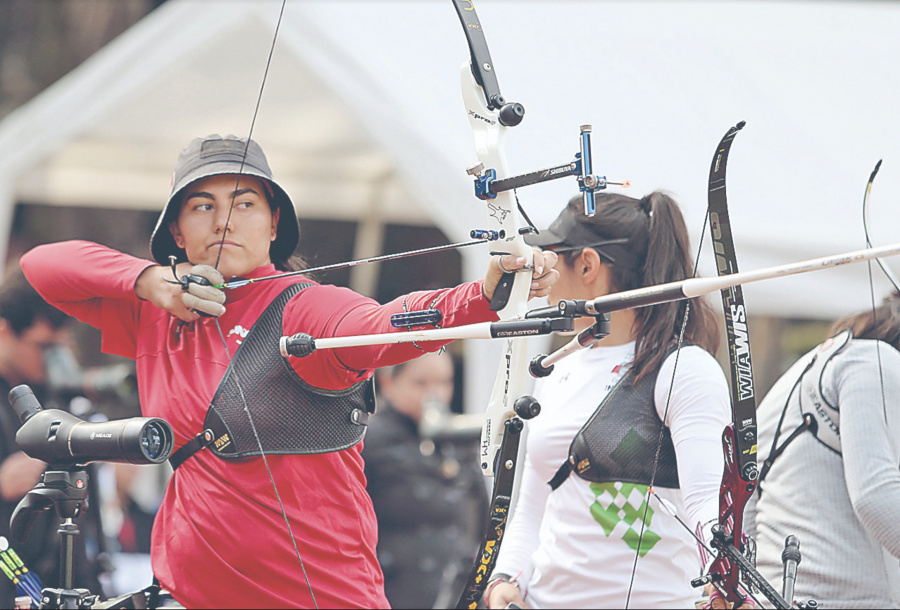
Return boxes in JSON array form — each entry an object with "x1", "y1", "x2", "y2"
[{"x1": 10, "y1": 468, "x2": 98, "y2": 609}]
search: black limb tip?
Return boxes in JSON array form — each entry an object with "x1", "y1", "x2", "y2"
[
  {"x1": 279, "y1": 333, "x2": 316, "y2": 358},
  {"x1": 514, "y1": 395, "x2": 541, "y2": 420},
  {"x1": 529, "y1": 354, "x2": 554, "y2": 378},
  {"x1": 498, "y1": 102, "x2": 525, "y2": 127}
]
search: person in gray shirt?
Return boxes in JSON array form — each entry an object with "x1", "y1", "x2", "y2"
[{"x1": 745, "y1": 291, "x2": 900, "y2": 608}]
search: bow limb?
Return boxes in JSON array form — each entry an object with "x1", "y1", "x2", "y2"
[
  {"x1": 862, "y1": 160, "x2": 900, "y2": 292},
  {"x1": 621, "y1": 122, "x2": 785, "y2": 609},
  {"x1": 695, "y1": 123, "x2": 798, "y2": 609}
]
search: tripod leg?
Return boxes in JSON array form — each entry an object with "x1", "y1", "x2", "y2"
[{"x1": 59, "y1": 519, "x2": 80, "y2": 591}]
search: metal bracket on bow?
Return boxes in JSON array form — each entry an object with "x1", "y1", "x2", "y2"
[{"x1": 467, "y1": 124, "x2": 629, "y2": 217}]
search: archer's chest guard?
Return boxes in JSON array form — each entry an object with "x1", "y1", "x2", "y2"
[
  {"x1": 169, "y1": 283, "x2": 375, "y2": 469},
  {"x1": 549, "y1": 363, "x2": 680, "y2": 491}
]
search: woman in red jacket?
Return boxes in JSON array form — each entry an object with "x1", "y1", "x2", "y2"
[{"x1": 20, "y1": 134, "x2": 557, "y2": 609}]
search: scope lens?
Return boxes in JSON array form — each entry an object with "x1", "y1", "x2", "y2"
[{"x1": 141, "y1": 421, "x2": 166, "y2": 461}]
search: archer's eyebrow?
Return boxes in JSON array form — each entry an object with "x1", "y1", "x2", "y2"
[{"x1": 184, "y1": 187, "x2": 262, "y2": 203}]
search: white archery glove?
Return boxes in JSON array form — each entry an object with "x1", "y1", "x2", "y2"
[{"x1": 181, "y1": 264, "x2": 226, "y2": 317}]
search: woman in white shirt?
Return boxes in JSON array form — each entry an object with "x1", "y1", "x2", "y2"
[
  {"x1": 486, "y1": 192, "x2": 732, "y2": 609},
  {"x1": 745, "y1": 293, "x2": 900, "y2": 608}
]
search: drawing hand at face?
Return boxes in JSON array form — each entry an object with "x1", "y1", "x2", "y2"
[
  {"x1": 180, "y1": 264, "x2": 226, "y2": 317},
  {"x1": 135, "y1": 262, "x2": 225, "y2": 322}
]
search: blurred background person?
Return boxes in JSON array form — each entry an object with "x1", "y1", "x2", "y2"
[
  {"x1": 0, "y1": 268, "x2": 166, "y2": 605},
  {"x1": 746, "y1": 291, "x2": 900, "y2": 608},
  {"x1": 363, "y1": 350, "x2": 488, "y2": 609},
  {"x1": 0, "y1": 268, "x2": 103, "y2": 606}
]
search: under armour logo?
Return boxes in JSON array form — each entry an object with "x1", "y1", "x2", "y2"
[{"x1": 228, "y1": 325, "x2": 249, "y2": 344}]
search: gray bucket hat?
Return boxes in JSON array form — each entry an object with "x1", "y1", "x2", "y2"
[{"x1": 149, "y1": 134, "x2": 300, "y2": 268}]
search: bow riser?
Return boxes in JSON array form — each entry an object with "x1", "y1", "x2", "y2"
[
  {"x1": 460, "y1": 61, "x2": 534, "y2": 477},
  {"x1": 709, "y1": 424, "x2": 755, "y2": 598}
]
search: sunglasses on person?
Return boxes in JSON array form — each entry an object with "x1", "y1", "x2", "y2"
[{"x1": 545, "y1": 237, "x2": 630, "y2": 263}]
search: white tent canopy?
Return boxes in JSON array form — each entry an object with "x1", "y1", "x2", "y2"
[{"x1": 2, "y1": 0, "x2": 900, "y2": 410}]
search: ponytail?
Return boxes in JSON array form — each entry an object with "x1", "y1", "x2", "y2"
[{"x1": 630, "y1": 193, "x2": 719, "y2": 381}]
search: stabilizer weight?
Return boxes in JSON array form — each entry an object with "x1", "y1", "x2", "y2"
[
  {"x1": 529, "y1": 355, "x2": 554, "y2": 378},
  {"x1": 514, "y1": 395, "x2": 541, "y2": 419},
  {"x1": 280, "y1": 333, "x2": 317, "y2": 358}
]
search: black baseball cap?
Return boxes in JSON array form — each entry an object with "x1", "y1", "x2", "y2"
[
  {"x1": 525, "y1": 195, "x2": 639, "y2": 269},
  {"x1": 149, "y1": 134, "x2": 300, "y2": 267}
]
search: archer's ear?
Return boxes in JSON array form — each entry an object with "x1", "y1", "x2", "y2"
[
  {"x1": 0, "y1": 319, "x2": 15, "y2": 343},
  {"x1": 169, "y1": 222, "x2": 184, "y2": 248},
  {"x1": 270, "y1": 208, "x2": 280, "y2": 242},
  {"x1": 580, "y1": 248, "x2": 604, "y2": 281}
]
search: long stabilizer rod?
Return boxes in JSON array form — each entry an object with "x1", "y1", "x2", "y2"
[
  {"x1": 529, "y1": 241, "x2": 900, "y2": 373},
  {"x1": 280, "y1": 241, "x2": 900, "y2": 355}
]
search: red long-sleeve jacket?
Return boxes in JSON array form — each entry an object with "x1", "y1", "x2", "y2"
[{"x1": 21, "y1": 240, "x2": 494, "y2": 609}]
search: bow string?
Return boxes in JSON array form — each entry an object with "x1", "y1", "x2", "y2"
[{"x1": 179, "y1": 1, "x2": 320, "y2": 607}]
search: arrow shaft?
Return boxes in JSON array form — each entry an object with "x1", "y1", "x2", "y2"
[
  {"x1": 218, "y1": 238, "x2": 490, "y2": 289},
  {"x1": 582, "y1": 242, "x2": 900, "y2": 315}
]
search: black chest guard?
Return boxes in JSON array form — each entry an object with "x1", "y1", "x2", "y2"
[
  {"x1": 169, "y1": 283, "x2": 376, "y2": 469},
  {"x1": 548, "y1": 362, "x2": 679, "y2": 491}
]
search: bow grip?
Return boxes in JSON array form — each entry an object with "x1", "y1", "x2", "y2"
[{"x1": 489, "y1": 271, "x2": 515, "y2": 311}]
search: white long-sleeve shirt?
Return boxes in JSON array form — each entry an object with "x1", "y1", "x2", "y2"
[
  {"x1": 745, "y1": 338, "x2": 900, "y2": 609},
  {"x1": 493, "y1": 342, "x2": 730, "y2": 609}
]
